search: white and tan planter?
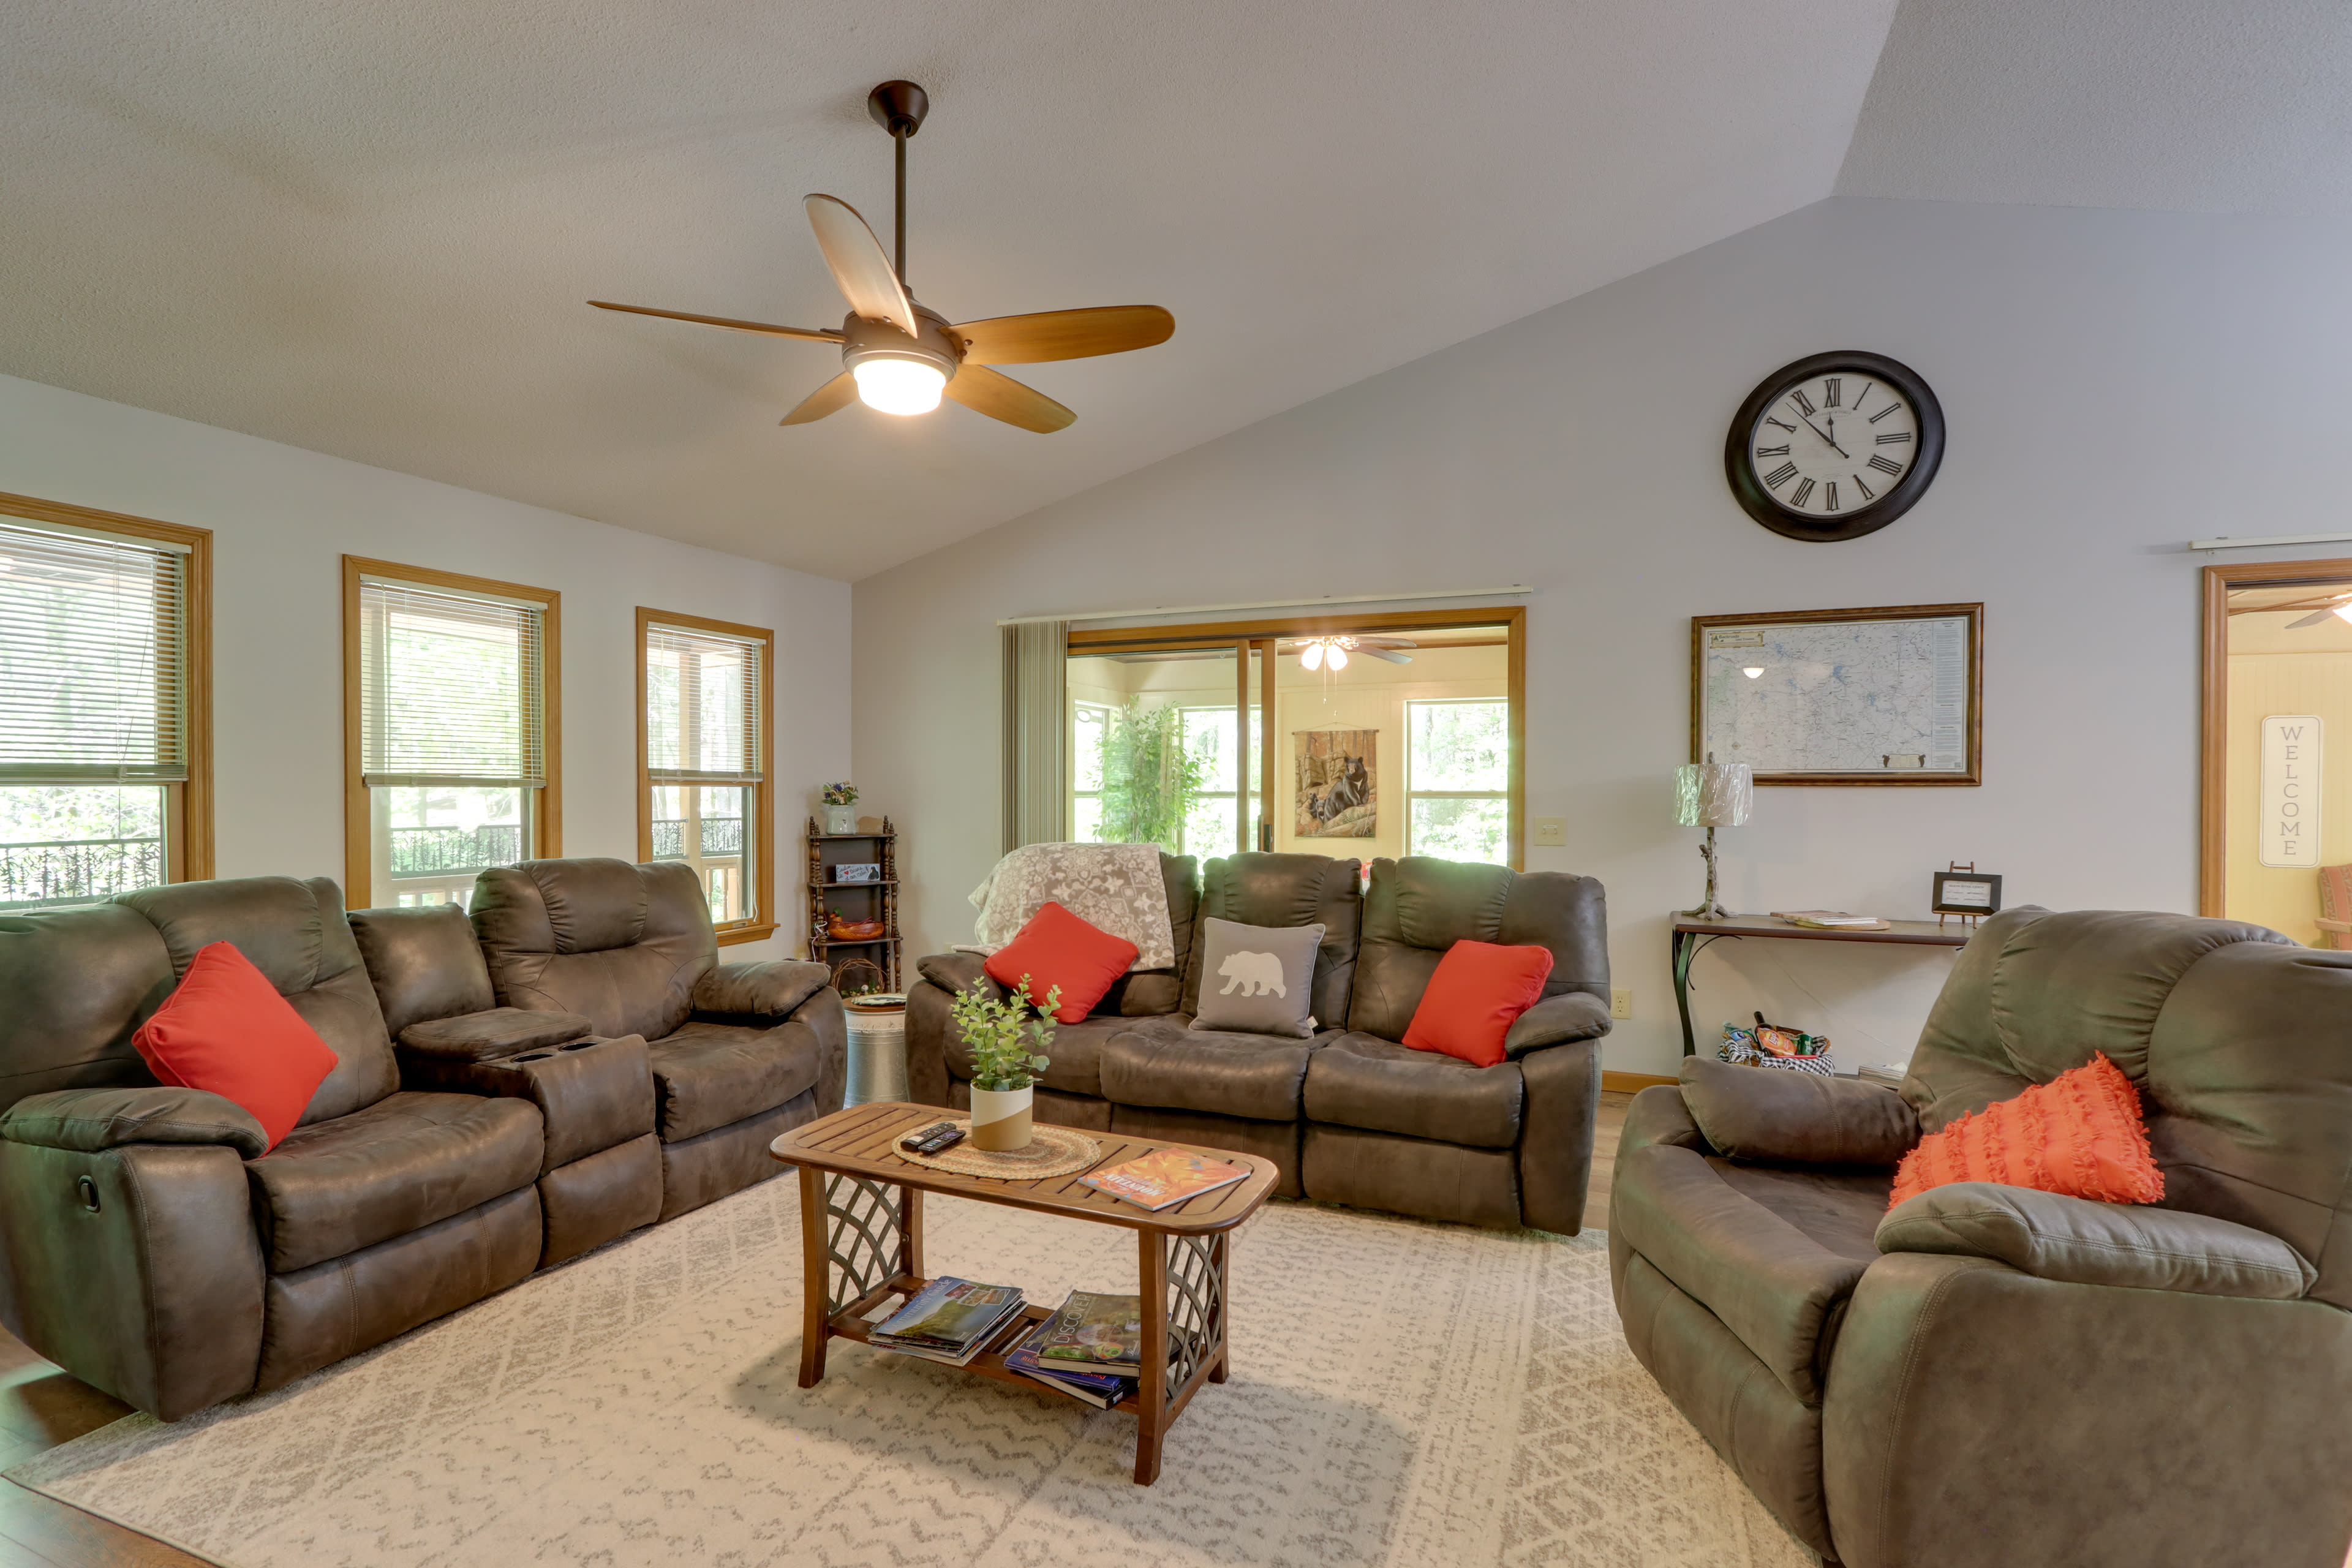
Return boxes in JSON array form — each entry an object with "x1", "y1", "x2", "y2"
[{"x1": 968, "y1": 1084, "x2": 1034, "y2": 1152}]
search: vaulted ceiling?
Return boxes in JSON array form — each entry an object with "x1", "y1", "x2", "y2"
[{"x1": 0, "y1": 0, "x2": 2337, "y2": 580}]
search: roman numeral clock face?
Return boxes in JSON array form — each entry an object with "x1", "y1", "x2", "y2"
[{"x1": 1726, "y1": 354, "x2": 1943, "y2": 542}]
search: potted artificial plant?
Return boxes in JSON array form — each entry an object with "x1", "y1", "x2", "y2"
[
  {"x1": 951, "y1": 976, "x2": 1058, "y2": 1152},
  {"x1": 821, "y1": 781, "x2": 859, "y2": 835}
]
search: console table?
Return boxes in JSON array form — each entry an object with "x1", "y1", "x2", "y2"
[{"x1": 1671, "y1": 914, "x2": 1973, "y2": 1056}]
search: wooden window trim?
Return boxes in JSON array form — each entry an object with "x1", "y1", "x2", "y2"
[
  {"x1": 1066, "y1": 604, "x2": 1528, "y2": 869},
  {"x1": 343, "y1": 556, "x2": 561, "y2": 910},
  {"x1": 0, "y1": 489, "x2": 213, "y2": 882},
  {"x1": 636, "y1": 607, "x2": 777, "y2": 946}
]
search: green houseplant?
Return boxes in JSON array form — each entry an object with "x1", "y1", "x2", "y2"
[
  {"x1": 1098, "y1": 701, "x2": 1203, "y2": 853},
  {"x1": 951, "y1": 975, "x2": 1058, "y2": 1151}
]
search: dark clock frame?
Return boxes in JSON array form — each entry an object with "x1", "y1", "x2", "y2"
[{"x1": 1725, "y1": 350, "x2": 1944, "y2": 543}]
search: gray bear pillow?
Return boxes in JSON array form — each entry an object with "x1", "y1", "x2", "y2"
[{"x1": 1191, "y1": 916, "x2": 1325, "y2": 1038}]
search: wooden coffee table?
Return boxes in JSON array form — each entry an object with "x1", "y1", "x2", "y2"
[{"x1": 770, "y1": 1101, "x2": 1278, "y2": 1484}]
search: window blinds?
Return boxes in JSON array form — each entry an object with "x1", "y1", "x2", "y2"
[
  {"x1": 0, "y1": 518, "x2": 190, "y2": 784},
  {"x1": 645, "y1": 622, "x2": 764, "y2": 785},
  {"x1": 360, "y1": 577, "x2": 546, "y2": 788}
]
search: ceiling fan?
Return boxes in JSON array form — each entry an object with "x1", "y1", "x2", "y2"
[
  {"x1": 2282, "y1": 593, "x2": 2352, "y2": 629},
  {"x1": 1281, "y1": 635, "x2": 1419, "y2": 669},
  {"x1": 589, "y1": 81, "x2": 1174, "y2": 432}
]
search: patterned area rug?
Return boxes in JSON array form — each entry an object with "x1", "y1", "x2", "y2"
[{"x1": 6, "y1": 1180, "x2": 1817, "y2": 1568}]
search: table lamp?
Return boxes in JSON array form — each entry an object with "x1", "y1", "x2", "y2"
[{"x1": 1676, "y1": 752, "x2": 1752, "y2": 921}]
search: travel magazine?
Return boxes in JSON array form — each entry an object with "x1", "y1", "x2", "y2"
[{"x1": 1077, "y1": 1149, "x2": 1249, "y2": 1211}]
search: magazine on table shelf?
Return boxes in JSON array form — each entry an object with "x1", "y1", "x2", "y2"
[
  {"x1": 1004, "y1": 1321, "x2": 1134, "y2": 1408},
  {"x1": 1031, "y1": 1290, "x2": 1145, "y2": 1373},
  {"x1": 1078, "y1": 1149, "x2": 1250, "y2": 1211},
  {"x1": 869, "y1": 1278, "x2": 1027, "y2": 1363}
]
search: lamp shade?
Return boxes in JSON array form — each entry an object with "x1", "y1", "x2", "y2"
[{"x1": 1676, "y1": 760, "x2": 1752, "y2": 828}]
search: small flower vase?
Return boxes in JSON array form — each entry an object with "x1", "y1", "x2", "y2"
[
  {"x1": 823, "y1": 804, "x2": 857, "y2": 834},
  {"x1": 968, "y1": 1084, "x2": 1034, "y2": 1152}
]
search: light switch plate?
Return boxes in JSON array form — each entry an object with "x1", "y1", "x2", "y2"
[
  {"x1": 1532, "y1": 816, "x2": 1567, "y2": 846},
  {"x1": 1610, "y1": 989, "x2": 1634, "y2": 1020}
]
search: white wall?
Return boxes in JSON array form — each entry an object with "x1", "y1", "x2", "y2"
[
  {"x1": 0, "y1": 372, "x2": 851, "y2": 960},
  {"x1": 853, "y1": 195, "x2": 2352, "y2": 1076}
]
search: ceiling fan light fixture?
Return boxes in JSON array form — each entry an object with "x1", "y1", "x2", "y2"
[
  {"x1": 851, "y1": 356, "x2": 946, "y2": 415},
  {"x1": 2332, "y1": 603, "x2": 2352, "y2": 625},
  {"x1": 1325, "y1": 644, "x2": 1349, "y2": 671},
  {"x1": 1300, "y1": 641, "x2": 1324, "y2": 672}
]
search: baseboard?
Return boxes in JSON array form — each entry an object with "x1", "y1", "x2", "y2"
[{"x1": 1602, "y1": 1070, "x2": 1677, "y2": 1092}]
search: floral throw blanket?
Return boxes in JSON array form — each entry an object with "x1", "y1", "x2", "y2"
[{"x1": 965, "y1": 842, "x2": 1175, "y2": 973}]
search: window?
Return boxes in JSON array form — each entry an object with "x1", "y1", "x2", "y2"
[
  {"x1": 1407, "y1": 698, "x2": 1509, "y2": 864},
  {"x1": 1071, "y1": 699, "x2": 1112, "y2": 843},
  {"x1": 0, "y1": 498, "x2": 211, "y2": 907},
  {"x1": 639, "y1": 610, "x2": 772, "y2": 942},
  {"x1": 1180, "y1": 704, "x2": 1239, "y2": 856},
  {"x1": 345, "y1": 559, "x2": 559, "y2": 909}
]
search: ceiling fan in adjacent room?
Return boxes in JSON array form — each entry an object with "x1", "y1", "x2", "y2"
[
  {"x1": 1283, "y1": 635, "x2": 1418, "y2": 670},
  {"x1": 590, "y1": 81, "x2": 1174, "y2": 432}
]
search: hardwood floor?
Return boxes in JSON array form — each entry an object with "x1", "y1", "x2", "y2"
[{"x1": 0, "y1": 1093, "x2": 1643, "y2": 1566}]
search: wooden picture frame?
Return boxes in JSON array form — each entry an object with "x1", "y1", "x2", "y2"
[
  {"x1": 1931, "y1": 870, "x2": 2003, "y2": 915},
  {"x1": 1691, "y1": 603, "x2": 1983, "y2": 786}
]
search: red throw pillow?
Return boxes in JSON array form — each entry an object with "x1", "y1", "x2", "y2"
[
  {"x1": 1889, "y1": 1052, "x2": 2163, "y2": 1209},
  {"x1": 983, "y1": 902, "x2": 1139, "y2": 1024},
  {"x1": 132, "y1": 941, "x2": 339, "y2": 1152},
  {"x1": 1403, "y1": 940, "x2": 1556, "y2": 1068}
]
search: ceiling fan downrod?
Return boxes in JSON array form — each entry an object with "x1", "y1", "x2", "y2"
[{"x1": 867, "y1": 81, "x2": 929, "y2": 288}]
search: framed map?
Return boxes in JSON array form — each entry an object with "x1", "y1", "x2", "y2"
[{"x1": 1692, "y1": 603, "x2": 1982, "y2": 785}]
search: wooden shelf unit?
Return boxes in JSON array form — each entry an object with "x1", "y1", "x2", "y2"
[{"x1": 807, "y1": 817, "x2": 899, "y2": 991}]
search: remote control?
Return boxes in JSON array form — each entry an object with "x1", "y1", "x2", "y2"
[{"x1": 901, "y1": 1121, "x2": 965, "y2": 1154}]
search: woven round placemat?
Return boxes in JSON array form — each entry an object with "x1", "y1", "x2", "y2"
[{"x1": 892, "y1": 1120, "x2": 1102, "y2": 1180}]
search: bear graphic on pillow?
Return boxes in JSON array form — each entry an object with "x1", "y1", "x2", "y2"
[{"x1": 1218, "y1": 950, "x2": 1286, "y2": 998}]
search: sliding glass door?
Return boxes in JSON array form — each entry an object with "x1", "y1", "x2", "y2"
[{"x1": 1066, "y1": 609, "x2": 1523, "y2": 868}]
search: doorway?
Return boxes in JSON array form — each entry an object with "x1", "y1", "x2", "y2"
[
  {"x1": 1065, "y1": 608, "x2": 1525, "y2": 868},
  {"x1": 2203, "y1": 559, "x2": 2352, "y2": 943}
]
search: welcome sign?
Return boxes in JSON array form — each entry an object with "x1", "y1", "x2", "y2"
[{"x1": 2260, "y1": 715, "x2": 2323, "y2": 868}]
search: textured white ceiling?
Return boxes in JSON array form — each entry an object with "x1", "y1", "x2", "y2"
[
  {"x1": 1839, "y1": 0, "x2": 2352, "y2": 215},
  {"x1": 0, "y1": 0, "x2": 1899, "y2": 579}
]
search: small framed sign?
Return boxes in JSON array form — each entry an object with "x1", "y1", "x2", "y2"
[
  {"x1": 1931, "y1": 869, "x2": 2002, "y2": 918},
  {"x1": 834, "y1": 862, "x2": 882, "y2": 883}
]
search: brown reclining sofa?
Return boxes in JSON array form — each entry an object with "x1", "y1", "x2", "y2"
[
  {"x1": 0, "y1": 858, "x2": 842, "y2": 1421},
  {"x1": 909, "y1": 851, "x2": 1611, "y2": 1231}
]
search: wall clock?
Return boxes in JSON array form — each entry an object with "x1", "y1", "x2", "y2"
[{"x1": 1725, "y1": 352, "x2": 1944, "y2": 542}]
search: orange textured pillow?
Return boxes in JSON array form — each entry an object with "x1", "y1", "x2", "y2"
[
  {"x1": 132, "y1": 941, "x2": 339, "y2": 1151},
  {"x1": 1403, "y1": 940, "x2": 1555, "y2": 1068},
  {"x1": 983, "y1": 901, "x2": 1139, "y2": 1024},
  {"x1": 1889, "y1": 1052, "x2": 2163, "y2": 1210}
]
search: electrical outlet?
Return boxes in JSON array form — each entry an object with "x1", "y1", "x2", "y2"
[
  {"x1": 1610, "y1": 989, "x2": 1634, "y2": 1020},
  {"x1": 1533, "y1": 816, "x2": 1567, "y2": 847}
]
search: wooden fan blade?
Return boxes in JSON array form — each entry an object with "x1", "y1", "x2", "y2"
[
  {"x1": 589, "y1": 301, "x2": 844, "y2": 344},
  {"x1": 952, "y1": 305, "x2": 1175, "y2": 366},
  {"x1": 2286, "y1": 606, "x2": 2344, "y2": 628},
  {"x1": 943, "y1": 364, "x2": 1075, "y2": 432},
  {"x1": 781, "y1": 371, "x2": 858, "y2": 426},
  {"x1": 1354, "y1": 646, "x2": 1414, "y2": 665},
  {"x1": 804, "y1": 194, "x2": 914, "y2": 330}
]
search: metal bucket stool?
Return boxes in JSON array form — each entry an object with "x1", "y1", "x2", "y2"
[{"x1": 843, "y1": 991, "x2": 908, "y2": 1105}]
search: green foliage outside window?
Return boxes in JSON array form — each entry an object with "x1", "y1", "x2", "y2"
[{"x1": 1096, "y1": 700, "x2": 1204, "y2": 854}]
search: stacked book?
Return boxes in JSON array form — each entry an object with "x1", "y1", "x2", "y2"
[
  {"x1": 1004, "y1": 1290, "x2": 1144, "y2": 1408},
  {"x1": 868, "y1": 1277, "x2": 1028, "y2": 1367}
]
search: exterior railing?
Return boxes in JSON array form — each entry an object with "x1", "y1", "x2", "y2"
[
  {"x1": 0, "y1": 837, "x2": 165, "y2": 907},
  {"x1": 650, "y1": 818, "x2": 744, "y2": 860},
  {"x1": 388, "y1": 824, "x2": 522, "y2": 877}
]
